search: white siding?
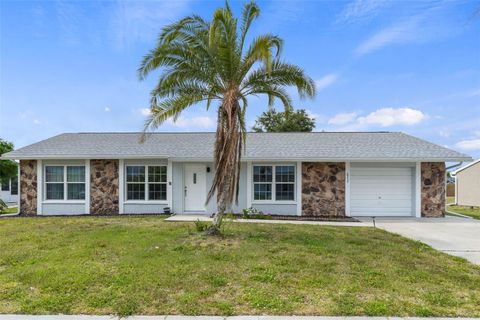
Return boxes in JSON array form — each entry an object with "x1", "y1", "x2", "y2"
[
  {"x1": 42, "y1": 203, "x2": 85, "y2": 215},
  {"x1": 124, "y1": 203, "x2": 168, "y2": 214}
]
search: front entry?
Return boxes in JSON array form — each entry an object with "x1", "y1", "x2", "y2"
[{"x1": 184, "y1": 164, "x2": 207, "y2": 212}]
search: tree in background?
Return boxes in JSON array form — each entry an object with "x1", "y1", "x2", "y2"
[
  {"x1": 252, "y1": 108, "x2": 315, "y2": 132},
  {"x1": 138, "y1": 1, "x2": 315, "y2": 234},
  {"x1": 0, "y1": 139, "x2": 17, "y2": 185}
]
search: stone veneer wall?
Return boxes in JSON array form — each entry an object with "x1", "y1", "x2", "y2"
[
  {"x1": 90, "y1": 160, "x2": 119, "y2": 214},
  {"x1": 19, "y1": 160, "x2": 37, "y2": 215},
  {"x1": 421, "y1": 162, "x2": 446, "y2": 217},
  {"x1": 302, "y1": 162, "x2": 345, "y2": 216}
]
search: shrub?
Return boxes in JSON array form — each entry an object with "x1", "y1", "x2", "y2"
[
  {"x1": 0, "y1": 199, "x2": 7, "y2": 213},
  {"x1": 242, "y1": 207, "x2": 271, "y2": 219},
  {"x1": 193, "y1": 219, "x2": 209, "y2": 232}
]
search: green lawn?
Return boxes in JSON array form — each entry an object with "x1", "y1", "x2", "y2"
[
  {"x1": 447, "y1": 205, "x2": 480, "y2": 220},
  {"x1": 446, "y1": 196, "x2": 455, "y2": 204},
  {"x1": 0, "y1": 207, "x2": 18, "y2": 214},
  {"x1": 0, "y1": 217, "x2": 479, "y2": 317}
]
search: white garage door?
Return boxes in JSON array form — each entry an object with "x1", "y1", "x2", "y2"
[{"x1": 350, "y1": 166, "x2": 414, "y2": 216}]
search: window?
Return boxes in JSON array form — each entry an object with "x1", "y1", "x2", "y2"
[
  {"x1": 45, "y1": 165, "x2": 85, "y2": 200},
  {"x1": 10, "y1": 177, "x2": 18, "y2": 195},
  {"x1": 126, "y1": 165, "x2": 167, "y2": 201},
  {"x1": 67, "y1": 166, "x2": 86, "y2": 200},
  {"x1": 148, "y1": 166, "x2": 167, "y2": 200},
  {"x1": 275, "y1": 166, "x2": 295, "y2": 200},
  {"x1": 1, "y1": 182, "x2": 9, "y2": 191},
  {"x1": 253, "y1": 165, "x2": 295, "y2": 201},
  {"x1": 45, "y1": 166, "x2": 64, "y2": 200},
  {"x1": 126, "y1": 166, "x2": 145, "y2": 200},
  {"x1": 253, "y1": 166, "x2": 272, "y2": 200}
]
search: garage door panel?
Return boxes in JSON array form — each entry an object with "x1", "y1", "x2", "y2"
[
  {"x1": 351, "y1": 208, "x2": 412, "y2": 215},
  {"x1": 350, "y1": 194, "x2": 412, "y2": 201},
  {"x1": 351, "y1": 176, "x2": 412, "y2": 182},
  {"x1": 351, "y1": 186, "x2": 412, "y2": 194},
  {"x1": 352, "y1": 206, "x2": 413, "y2": 212},
  {"x1": 351, "y1": 199, "x2": 412, "y2": 207},
  {"x1": 350, "y1": 165, "x2": 414, "y2": 217},
  {"x1": 352, "y1": 168, "x2": 412, "y2": 176}
]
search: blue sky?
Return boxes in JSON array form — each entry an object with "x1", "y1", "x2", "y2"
[{"x1": 1, "y1": 0, "x2": 479, "y2": 159}]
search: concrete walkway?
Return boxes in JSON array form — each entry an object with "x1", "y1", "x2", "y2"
[
  {"x1": 359, "y1": 216, "x2": 480, "y2": 264},
  {"x1": 165, "y1": 214, "x2": 369, "y2": 227},
  {"x1": 1, "y1": 316, "x2": 477, "y2": 320}
]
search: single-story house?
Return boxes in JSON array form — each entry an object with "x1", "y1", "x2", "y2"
[
  {"x1": 1, "y1": 132, "x2": 472, "y2": 218},
  {"x1": 452, "y1": 159, "x2": 480, "y2": 207},
  {"x1": 1, "y1": 176, "x2": 19, "y2": 204}
]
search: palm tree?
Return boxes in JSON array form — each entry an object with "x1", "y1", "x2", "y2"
[{"x1": 138, "y1": 1, "x2": 315, "y2": 234}]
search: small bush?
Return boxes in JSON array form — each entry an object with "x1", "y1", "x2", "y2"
[
  {"x1": 0, "y1": 199, "x2": 7, "y2": 213},
  {"x1": 242, "y1": 207, "x2": 271, "y2": 219},
  {"x1": 193, "y1": 219, "x2": 209, "y2": 232}
]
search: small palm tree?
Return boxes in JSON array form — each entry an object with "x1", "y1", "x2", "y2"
[{"x1": 139, "y1": 1, "x2": 315, "y2": 234}]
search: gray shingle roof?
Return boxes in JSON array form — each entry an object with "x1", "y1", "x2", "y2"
[{"x1": 2, "y1": 132, "x2": 472, "y2": 161}]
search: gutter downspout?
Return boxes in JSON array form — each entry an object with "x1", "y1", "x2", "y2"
[
  {"x1": 446, "y1": 162, "x2": 462, "y2": 207},
  {"x1": 446, "y1": 162, "x2": 463, "y2": 171}
]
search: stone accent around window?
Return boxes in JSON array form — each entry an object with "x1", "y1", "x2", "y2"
[
  {"x1": 20, "y1": 160, "x2": 37, "y2": 215},
  {"x1": 421, "y1": 162, "x2": 446, "y2": 217},
  {"x1": 90, "y1": 159, "x2": 119, "y2": 214},
  {"x1": 302, "y1": 162, "x2": 345, "y2": 216}
]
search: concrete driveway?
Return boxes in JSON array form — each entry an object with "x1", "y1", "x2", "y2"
[{"x1": 359, "y1": 216, "x2": 480, "y2": 264}]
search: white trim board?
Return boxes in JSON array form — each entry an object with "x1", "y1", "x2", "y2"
[{"x1": 4, "y1": 155, "x2": 472, "y2": 162}]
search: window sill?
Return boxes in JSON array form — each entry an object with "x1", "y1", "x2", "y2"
[
  {"x1": 42, "y1": 200, "x2": 86, "y2": 204},
  {"x1": 124, "y1": 201, "x2": 168, "y2": 205},
  {"x1": 252, "y1": 201, "x2": 297, "y2": 205}
]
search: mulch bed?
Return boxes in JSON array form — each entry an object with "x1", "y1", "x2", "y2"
[
  {"x1": 232, "y1": 214, "x2": 360, "y2": 222},
  {"x1": 7, "y1": 213, "x2": 359, "y2": 222}
]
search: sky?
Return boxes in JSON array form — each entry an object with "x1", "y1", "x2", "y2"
[{"x1": 0, "y1": 0, "x2": 479, "y2": 160}]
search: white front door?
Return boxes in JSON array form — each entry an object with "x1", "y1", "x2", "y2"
[{"x1": 184, "y1": 164, "x2": 207, "y2": 212}]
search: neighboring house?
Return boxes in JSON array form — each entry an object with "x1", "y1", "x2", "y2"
[
  {"x1": 0, "y1": 176, "x2": 19, "y2": 204},
  {"x1": 452, "y1": 159, "x2": 480, "y2": 207},
  {"x1": 1, "y1": 132, "x2": 471, "y2": 218}
]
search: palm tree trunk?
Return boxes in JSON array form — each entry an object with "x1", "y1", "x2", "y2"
[
  {"x1": 207, "y1": 174, "x2": 231, "y2": 235},
  {"x1": 206, "y1": 91, "x2": 242, "y2": 235}
]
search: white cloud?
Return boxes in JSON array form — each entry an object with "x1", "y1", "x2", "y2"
[
  {"x1": 455, "y1": 139, "x2": 480, "y2": 151},
  {"x1": 355, "y1": 16, "x2": 423, "y2": 56},
  {"x1": 328, "y1": 112, "x2": 358, "y2": 125},
  {"x1": 306, "y1": 109, "x2": 328, "y2": 125},
  {"x1": 337, "y1": 0, "x2": 388, "y2": 23},
  {"x1": 354, "y1": 3, "x2": 456, "y2": 56},
  {"x1": 33, "y1": 119, "x2": 41, "y2": 125},
  {"x1": 166, "y1": 116, "x2": 215, "y2": 130},
  {"x1": 104, "y1": 107, "x2": 111, "y2": 112},
  {"x1": 138, "y1": 108, "x2": 215, "y2": 130},
  {"x1": 327, "y1": 107, "x2": 427, "y2": 129},
  {"x1": 140, "y1": 108, "x2": 151, "y2": 116},
  {"x1": 315, "y1": 74, "x2": 339, "y2": 91},
  {"x1": 358, "y1": 107, "x2": 427, "y2": 127}
]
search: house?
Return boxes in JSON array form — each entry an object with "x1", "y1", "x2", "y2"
[
  {"x1": 1, "y1": 176, "x2": 19, "y2": 204},
  {"x1": 1, "y1": 132, "x2": 471, "y2": 218},
  {"x1": 452, "y1": 159, "x2": 480, "y2": 207}
]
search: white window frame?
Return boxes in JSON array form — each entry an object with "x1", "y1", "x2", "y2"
[
  {"x1": 44, "y1": 165, "x2": 86, "y2": 203},
  {"x1": 252, "y1": 163, "x2": 296, "y2": 204},
  {"x1": 10, "y1": 177, "x2": 18, "y2": 195},
  {"x1": 125, "y1": 165, "x2": 168, "y2": 203}
]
